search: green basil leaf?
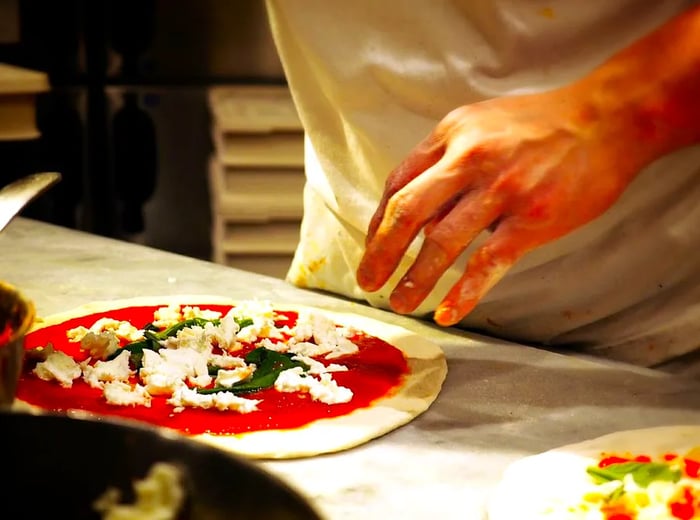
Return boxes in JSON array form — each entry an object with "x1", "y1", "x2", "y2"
[
  {"x1": 235, "y1": 316, "x2": 254, "y2": 329},
  {"x1": 587, "y1": 461, "x2": 681, "y2": 488},
  {"x1": 156, "y1": 317, "x2": 220, "y2": 340},
  {"x1": 198, "y1": 347, "x2": 308, "y2": 395},
  {"x1": 109, "y1": 317, "x2": 222, "y2": 368},
  {"x1": 606, "y1": 485, "x2": 625, "y2": 503},
  {"x1": 110, "y1": 338, "x2": 158, "y2": 368}
]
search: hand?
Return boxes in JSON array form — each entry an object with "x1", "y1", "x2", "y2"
[
  {"x1": 356, "y1": 87, "x2": 648, "y2": 326},
  {"x1": 357, "y1": 5, "x2": 700, "y2": 327}
]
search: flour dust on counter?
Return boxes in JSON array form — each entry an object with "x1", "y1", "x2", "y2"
[{"x1": 14, "y1": 294, "x2": 447, "y2": 459}]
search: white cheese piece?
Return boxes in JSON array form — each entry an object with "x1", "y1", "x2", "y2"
[
  {"x1": 82, "y1": 350, "x2": 133, "y2": 389},
  {"x1": 102, "y1": 381, "x2": 152, "y2": 407},
  {"x1": 229, "y1": 300, "x2": 283, "y2": 343},
  {"x1": 274, "y1": 366, "x2": 353, "y2": 404},
  {"x1": 153, "y1": 304, "x2": 222, "y2": 329},
  {"x1": 93, "y1": 462, "x2": 185, "y2": 520},
  {"x1": 159, "y1": 326, "x2": 210, "y2": 353},
  {"x1": 151, "y1": 304, "x2": 184, "y2": 328},
  {"x1": 288, "y1": 310, "x2": 359, "y2": 359},
  {"x1": 181, "y1": 305, "x2": 222, "y2": 321},
  {"x1": 67, "y1": 317, "x2": 143, "y2": 343},
  {"x1": 203, "y1": 312, "x2": 241, "y2": 352},
  {"x1": 291, "y1": 354, "x2": 348, "y2": 374},
  {"x1": 139, "y1": 350, "x2": 186, "y2": 396},
  {"x1": 208, "y1": 353, "x2": 247, "y2": 369},
  {"x1": 214, "y1": 365, "x2": 256, "y2": 387},
  {"x1": 139, "y1": 347, "x2": 212, "y2": 392},
  {"x1": 167, "y1": 385, "x2": 260, "y2": 413},
  {"x1": 256, "y1": 337, "x2": 289, "y2": 353},
  {"x1": 158, "y1": 347, "x2": 212, "y2": 388},
  {"x1": 33, "y1": 350, "x2": 82, "y2": 388},
  {"x1": 80, "y1": 331, "x2": 120, "y2": 360}
]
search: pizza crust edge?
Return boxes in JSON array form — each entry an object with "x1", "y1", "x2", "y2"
[{"x1": 17, "y1": 294, "x2": 448, "y2": 459}]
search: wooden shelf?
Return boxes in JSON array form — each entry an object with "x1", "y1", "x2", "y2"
[{"x1": 0, "y1": 63, "x2": 50, "y2": 141}]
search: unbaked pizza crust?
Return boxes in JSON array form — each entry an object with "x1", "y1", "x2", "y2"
[
  {"x1": 487, "y1": 425, "x2": 700, "y2": 520},
  {"x1": 14, "y1": 295, "x2": 448, "y2": 459}
]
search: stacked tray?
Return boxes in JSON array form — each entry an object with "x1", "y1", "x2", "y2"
[
  {"x1": 0, "y1": 62, "x2": 49, "y2": 140},
  {"x1": 207, "y1": 85, "x2": 304, "y2": 279}
]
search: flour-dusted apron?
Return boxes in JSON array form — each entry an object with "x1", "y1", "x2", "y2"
[{"x1": 265, "y1": 0, "x2": 700, "y2": 376}]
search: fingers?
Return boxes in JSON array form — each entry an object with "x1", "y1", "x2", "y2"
[
  {"x1": 432, "y1": 221, "x2": 542, "y2": 326},
  {"x1": 388, "y1": 189, "x2": 505, "y2": 313},
  {"x1": 366, "y1": 134, "x2": 445, "y2": 241},
  {"x1": 357, "y1": 152, "x2": 478, "y2": 292}
]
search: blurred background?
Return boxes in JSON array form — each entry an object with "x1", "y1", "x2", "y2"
[{"x1": 0, "y1": 0, "x2": 299, "y2": 274}]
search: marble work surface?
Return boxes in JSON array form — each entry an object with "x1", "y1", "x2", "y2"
[{"x1": 2, "y1": 217, "x2": 699, "y2": 519}]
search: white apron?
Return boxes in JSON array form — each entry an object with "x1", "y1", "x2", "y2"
[{"x1": 265, "y1": 0, "x2": 700, "y2": 376}]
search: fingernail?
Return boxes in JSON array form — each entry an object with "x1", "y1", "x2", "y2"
[
  {"x1": 389, "y1": 290, "x2": 409, "y2": 313},
  {"x1": 434, "y1": 306, "x2": 456, "y2": 326}
]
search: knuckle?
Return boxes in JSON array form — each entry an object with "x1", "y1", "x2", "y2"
[
  {"x1": 423, "y1": 227, "x2": 464, "y2": 259},
  {"x1": 385, "y1": 190, "x2": 420, "y2": 229},
  {"x1": 439, "y1": 105, "x2": 471, "y2": 131}
]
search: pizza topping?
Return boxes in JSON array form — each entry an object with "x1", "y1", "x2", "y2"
[
  {"x1": 18, "y1": 300, "x2": 413, "y2": 437},
  {"x1": 103, "y1": 381, "x2": 152, "y2": 407},
  {"x1": 198, "y1": 347, "x2": 309, "y2": 396},
  {"x1": 285, "y1": 310, "x2": 359, "y2": 359},
  {"x1": 588, "y1": 461, "x2": 682, "y2": 488},
  {"x1": 274, "y1": 367, "x2": 353, "y2": 404},
  {"x1": 168, "y1": 385, "x2": 261, "y2": 413},
  {"x1": 67, "y1": 317, "x2": 144, "y2": 343},
  {"x1": 93, "y1": 461, "x2": 185, "y2": 520},
  {"x1": 32, "y1": 346, "x2": 82, "y2": 388},
  {"x1": 23, "y1": 301, "x2": 358, "y2": 414},
  {"x1": 577, "y1": 450, "x2": 700, "y2": 520},
  {"x1": 82, "y1": 350, "x2": 134, "y2": 388},
  {"x1": 290, "y1": 354, "x2": 348, "y2": 374},
  {"x1": 214, "y1": 365, "x2": 257, "y2": 388}
]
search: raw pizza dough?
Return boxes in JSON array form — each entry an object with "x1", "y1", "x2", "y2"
[
  {"x1": 488, "y1": 425, "x2": 700, "y2": 520},
  {"x1": 14, "y1": 294, "x2": 448, "y2": 459}
]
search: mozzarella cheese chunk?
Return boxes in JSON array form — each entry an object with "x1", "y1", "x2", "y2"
[
  {"x1": 214, "y1": 365, "x2": 256, "y2": 387},
  {"x1": 80, "y1": 331, "x2": 121, "y2": 360},
  {"x1": 67, "y1": 317, "x2": 144, "y2": 343},
  {"x1": 103, "y1": 381, "x2": 152, "y2": 407},
  {"x1": 82, "y1": 350, "x2": 133, "y2": 388},
  {"x1": 93, "y1": 461, "x2": 184, "y2": 520},
  {"x1": 286, "y1": 310, "x2": 359, "y2": 359},
  {"x1": 291, "y1": 354, "x2": 348, "y2": 374},
  {"x1": 33, "y1": 350, "x2": 82, "y2": 388},
  {"x1": 275, "y1": 366, "x2": 353, "y2": 404},
  {"x1": 167, "y1": 385, "x2": 261, "y2": 413}
]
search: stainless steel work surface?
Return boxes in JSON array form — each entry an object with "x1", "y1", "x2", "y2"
[{"x1": 2, "y1": 217, "x2": 698, "y2": 519}]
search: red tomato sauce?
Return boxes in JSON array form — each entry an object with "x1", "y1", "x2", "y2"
[
  {"x1": 17, "y1": 305, "x2": 409, "y2": 435},
  {"x1": 0, "y1": 322, "x2": 13, "y2": 344}
]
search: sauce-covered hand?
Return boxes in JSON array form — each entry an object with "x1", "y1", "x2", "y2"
[
  {"x1": 356, "y1": 89, "x2": 643, "y2": 326},
  {"x1": 357, "y1": 5, "x2": 700, "y2": 327}
]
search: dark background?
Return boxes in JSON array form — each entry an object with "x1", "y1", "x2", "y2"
[{"x1": 0, "y1": 0, "x2": 285, "y2": 260}]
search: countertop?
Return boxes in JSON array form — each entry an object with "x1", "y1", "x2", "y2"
[{"x1": 2, "y1": 217, "x2": 699, "y2": 519}]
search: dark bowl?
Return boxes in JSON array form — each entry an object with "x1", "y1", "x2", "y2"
[
  {"x1": 0, "y1": 281, "x2": 35, "y2": 406},
  {"x1": 2, "y1": 410, "x2": 323, "y2": 520}
]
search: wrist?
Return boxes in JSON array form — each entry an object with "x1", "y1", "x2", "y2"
[{"x1": 568, "y1": 6, "x2": 700, "y2": 174}]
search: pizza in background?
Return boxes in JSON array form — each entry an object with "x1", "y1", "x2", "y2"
[
  {"x1": 14, "y1": 295, "x2": 447, "y2": 459},
  {"x1": 488, "y1": 425, "x2": 700, "y2": 520}
]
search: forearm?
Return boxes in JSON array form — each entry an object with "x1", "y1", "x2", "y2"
[{"x1": 571, "y1": 5, "x2": 700, "y2": 173}]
